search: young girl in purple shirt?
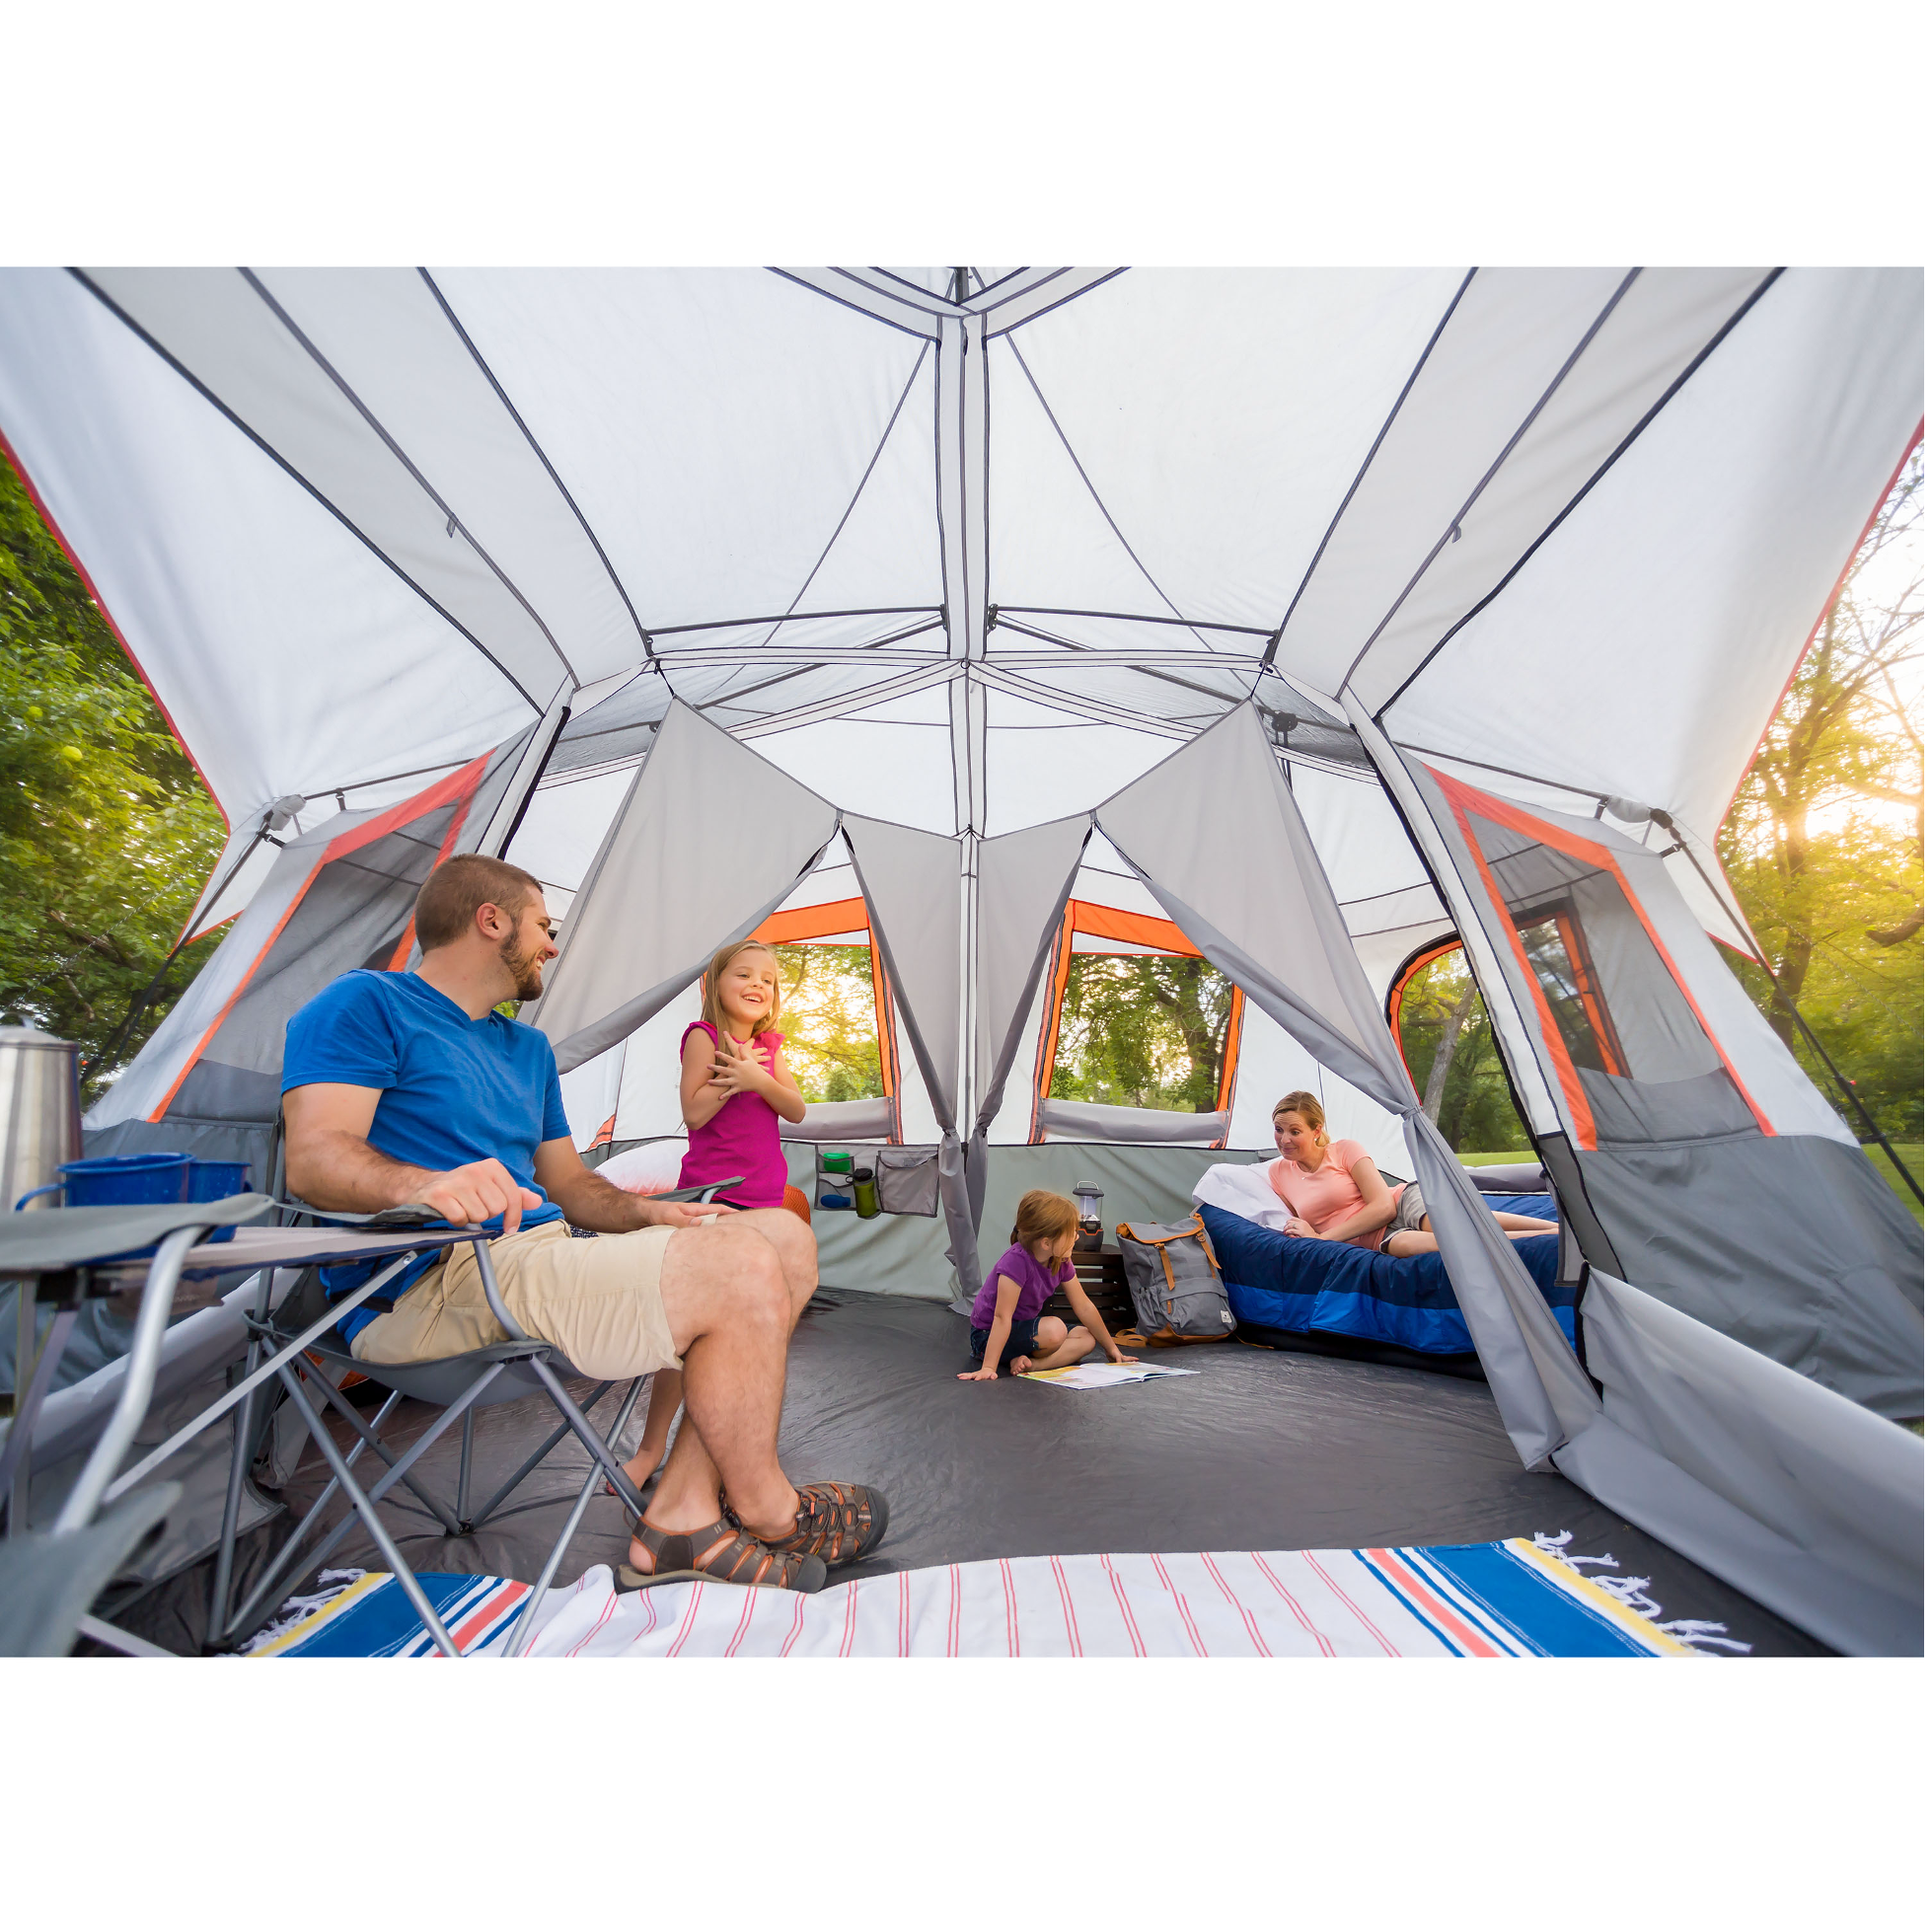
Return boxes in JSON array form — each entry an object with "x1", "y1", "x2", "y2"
[{"x1": 959, "y1": 1188, "x2": 1137, "y2": 1380}]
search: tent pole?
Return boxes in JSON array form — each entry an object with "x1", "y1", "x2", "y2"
[
  {"x1": 476, "y1": 688, "x2": 574, "y2": 860},
  {"x1": 1341, "y1": 697, "x2": 1567, "y2": 1142}
]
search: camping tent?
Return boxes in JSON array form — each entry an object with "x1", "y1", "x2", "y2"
[{"x1": 0, "y1": 265, "x2": 1919, "y2": 1653}]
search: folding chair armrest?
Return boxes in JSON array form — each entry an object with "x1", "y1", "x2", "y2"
[
  {"x1": 644, "y1": 1177, "x2": 746, "y2": 1206},
  {"x1": 277, "y1": 1197, "x2": 467, "y2": 1229}
]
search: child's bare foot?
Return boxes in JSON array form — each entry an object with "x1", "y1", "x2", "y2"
[{"x1": 1007, "y1": 1355, "x2": 1034, "y2": 1375}]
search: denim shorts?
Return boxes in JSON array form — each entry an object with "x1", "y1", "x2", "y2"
[{"x1": 968, "y1": 1316, "x2": 1040, "y2": 1368}]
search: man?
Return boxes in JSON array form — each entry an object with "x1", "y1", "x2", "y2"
[{"x1": 282, "y1": 853, "x2": 886, "y2": 1594}]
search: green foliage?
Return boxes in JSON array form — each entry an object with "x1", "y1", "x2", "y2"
[
  {"x1": 0, "y1": 452, "x2": 227, "y2": 1099},
  {"x1": 771, "y1": 943, "x2": 884, "y2": 1103},
  {"x1": 1050, "y1": 951, "x2": 1231, "y2": 1112},
  {"x1": 1718, "y1": 447, "x2": 1922, "y2": 1143},
  {"x1": 1393, "y1": 950, "x2": 1531, "y2": 1153}
]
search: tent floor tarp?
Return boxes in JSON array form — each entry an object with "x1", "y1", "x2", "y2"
[{"x1": 101, "y1": 1290, "x2": 1831, "y2": 1657}]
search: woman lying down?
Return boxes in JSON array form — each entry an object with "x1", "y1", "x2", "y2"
[{"x1": 1268, "y1": 1090, "x2": 1555, "y2": 1257}]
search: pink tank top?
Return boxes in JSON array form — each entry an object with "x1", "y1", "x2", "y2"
[{"x1": 677, "y1": 1020, "x2": 789, "y2": 1209}]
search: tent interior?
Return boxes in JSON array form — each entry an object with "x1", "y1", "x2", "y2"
[{"x1": 0, "y1": 264, "x2": 1920, "y2": 1656}]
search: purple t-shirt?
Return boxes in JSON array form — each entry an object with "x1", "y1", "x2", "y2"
[
  {"x1": 676, "y1": 1020, "x2": 789, "y2": 1209},
  {"x1": 971, "y1": 1242, "x2": 1075, "y2": 1329}
]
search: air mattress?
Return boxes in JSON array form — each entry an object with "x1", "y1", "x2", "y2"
[{"x1": 1199, "y1": 1195, "x2": 1577, "y2": 1362}]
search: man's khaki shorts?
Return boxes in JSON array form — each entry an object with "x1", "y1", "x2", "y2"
[{"x1": 351, "y1": 1221, "x2": 681, "y2": 1379}]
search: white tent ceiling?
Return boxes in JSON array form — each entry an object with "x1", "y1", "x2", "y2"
[{"x1": 0, "y1": 264, "x2": 1918, "y2": 960}]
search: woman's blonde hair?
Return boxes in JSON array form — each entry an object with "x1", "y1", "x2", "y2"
[
  {"x1": 1010, "y1": 1188, "x2": 1080, "y2": 1248},
  {"x1": 701, "y1": 940, "x2": 782, "y2": 1039},
  {"x1": 1272, "y1": 1089, "x2": 1329, "y2": 1148}
]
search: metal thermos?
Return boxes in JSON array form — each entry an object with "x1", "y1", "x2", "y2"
[{"x1": 1, "y1": 1026, "x2": 83, "y2": 1214}]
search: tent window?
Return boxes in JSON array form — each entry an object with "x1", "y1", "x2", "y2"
[
  {"x1": 1431, "y1": 765, "x2": 1772, "y2": 1149},
  {"x1": 770, "y1": 942, "x2": 887, "y2": 1104},
  {"x1": 1034, "y1": 894, "x2": 1244, "y2": 1123},
  {"x1": 1513, "y1": 902, "x2": 1627, "y2": 1077}
]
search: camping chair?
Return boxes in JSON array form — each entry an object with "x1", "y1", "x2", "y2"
[{"x1": 215, "y1": 1179, "x2": 744, "y2": 1659}]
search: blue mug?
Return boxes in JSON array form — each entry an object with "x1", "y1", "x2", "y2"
[
  {"x1": 15, "y1": 1152, "x2": 192, "y2": 1213},
  {"x1": 14, "y1": 1152, "x2": 251, "y2": 1255},
  {"x1": 185, "y1": 1158, "x2": 253, "y2": 1245}
]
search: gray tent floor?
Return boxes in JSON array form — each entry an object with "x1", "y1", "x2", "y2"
[{"x1": 112, "y1": 1287, "x2": 1830, "y2": 1656}]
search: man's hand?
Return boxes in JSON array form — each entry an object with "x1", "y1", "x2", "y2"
[
  {"x1": 636, "y1": 1196, "x2": 741, "y2": 1228},
  {"x1": 416, "y1": 1158, "x2": 544, "y2": 1234}
]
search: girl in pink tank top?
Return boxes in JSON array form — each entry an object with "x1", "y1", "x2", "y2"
[
  {"x1": 621, "y1": 940, "x2": 810, "y2": 1491},
  {"x1": 675, "y1": 939, "x2": 806, "y2": 1208}
]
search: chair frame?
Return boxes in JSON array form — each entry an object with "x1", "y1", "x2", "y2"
[{"x1": 208, "y1": 1182, "x2": 739, "y2": 1658}]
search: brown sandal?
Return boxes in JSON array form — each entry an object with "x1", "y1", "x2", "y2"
[
  {"x1": 618, "y1": 1516, "x2": 827, "y2": 1594},
  {"x1": 737, "y1": 1482, "x2": 889, "y2": 1568}
]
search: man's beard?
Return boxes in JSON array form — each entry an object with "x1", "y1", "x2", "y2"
[{"x1": 499, "y1": 931, "x2": 547, "y2": 1003}]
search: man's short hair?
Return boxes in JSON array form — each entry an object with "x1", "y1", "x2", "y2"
[{"x1": 413, "y1": 855, "x2": 543, "y2": 951}]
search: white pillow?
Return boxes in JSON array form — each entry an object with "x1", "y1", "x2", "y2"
[
  {"x1": 1192, "y1": 1161, "x2": 1288, "y2": 1230},
  {"x1": 596, "y1": 1143, "x2": 688, "y2": 1196}
]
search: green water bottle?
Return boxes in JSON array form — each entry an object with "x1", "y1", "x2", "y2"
[{"x1": 853, "y1": 1164, "x2": 880, "y2": 1219}]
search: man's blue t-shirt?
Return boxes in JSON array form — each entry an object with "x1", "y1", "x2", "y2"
[{"x1": 281, "y1": 971, "x2": 569, "y2": 1341}]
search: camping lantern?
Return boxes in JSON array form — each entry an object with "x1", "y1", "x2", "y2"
[{"x1": 1073, "y1": 1180, "x2": 1103, "y2": 1250}]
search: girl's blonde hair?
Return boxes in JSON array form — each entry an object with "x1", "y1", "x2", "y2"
[
  {"x1": 701, "y1": 940, "x2": 782, "y2": 1039},
  {"x1": 1272, "y1": 1089, "x2": 1329, "y2": 1149},
  {"x1": 1010, "y1": 1188, "x2": 1080, "y2": 1248}
]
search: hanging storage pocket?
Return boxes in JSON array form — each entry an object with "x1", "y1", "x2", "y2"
[
  {"x1": 1115, "y1": 1214, "x2": 1236, "y2": 1343},
  {"x1": 874, "y1": 1147, "x2": 940, "y2": 1217}
]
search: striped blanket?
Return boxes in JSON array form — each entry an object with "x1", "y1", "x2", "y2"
[{"x1": 245, "y1": 1535, "x2": 1724, "y2": 1658}]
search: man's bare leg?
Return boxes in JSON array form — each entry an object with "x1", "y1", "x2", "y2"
[
  {"x1": 632, "y1": 1222, "x2": 800, "y2": 1548},
  {"x1": 617, "y1": 1208, "x2": 817, "y2": 1489},
  {"x1": 732, "y1": 1206, "x2": 818, "y2": 1321}
]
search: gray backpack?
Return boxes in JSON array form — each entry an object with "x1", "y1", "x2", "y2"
[{"x1": 1116, "y1": 1214, "x2": 1236, "y2": 1343}]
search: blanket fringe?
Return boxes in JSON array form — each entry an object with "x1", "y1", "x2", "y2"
[
  {"x1": 237, "y1": 1569, "x2": 368, "y2": 1655},
  {"x1": 1532, "y1": 1531, "x2": 1751, "y2": 1654}
]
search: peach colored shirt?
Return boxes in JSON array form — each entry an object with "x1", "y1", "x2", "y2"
[{"x1": 1267, "y1": 1139, "x2": 1404, "y2": 1251}]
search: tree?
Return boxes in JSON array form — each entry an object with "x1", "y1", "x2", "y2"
[
  {"x1": 1718, "y1": 445, "x2": 1923, "y2": 1140},
  {"x1": 1050, "y1": 952, "x2": 1232, "y2": 1112},
  {"x1": 770, "y1": 943, "x2": 885, "y2": 1103},
  {"x1": 1393, "y1": 949, "x2": 1532, "y2": 1153},
  {"x1": 0, "y1": 451, "x2": 228, "y2": 1101}
]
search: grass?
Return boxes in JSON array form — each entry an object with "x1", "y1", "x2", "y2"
[
  {"x1": 1458, "y1": 1146, "x2": 1924, "y2": 1226},
  {"x1": 1866, "y1": 1144, "x2": 1923, "y2": 1225}
]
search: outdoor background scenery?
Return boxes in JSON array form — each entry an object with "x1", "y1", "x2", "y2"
[{"x1": 3, "y1": 444, "x2": 1920, "y2": 1215}]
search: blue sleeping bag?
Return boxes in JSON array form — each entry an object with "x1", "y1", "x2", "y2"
[{"x1": 1199, "y1": 1195, "x2": 1577, "y2": 1360}]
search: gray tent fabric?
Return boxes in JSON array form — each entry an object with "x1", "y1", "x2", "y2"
[
  {"x1": 972, "y1": 816, "x2": 1090, "y2": 1136},
  {"x1": 1096, "y1": 705, "x2": 1595, "y2": 1467},
  {"x1": 842, "y1": 817, "x2": 962, "y2": 1131},
  {"x1": 1036, "y1": 1099, "x2": 1231, "y2": 1145},
  {"x1": 842, "y1": 816, "x2": 980, "y2": 1291},
  {"x1": 529, "y1": 703, "x2": 840, "y2": 1072},
  {"x1": 1571, "y1": 1269, "x2": 1922, "y2": 1656},
  {"x1": 1399, "y1": 751, "x2": 1923, "y2": 1415}
]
